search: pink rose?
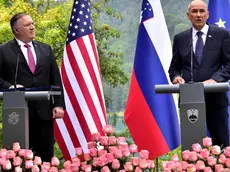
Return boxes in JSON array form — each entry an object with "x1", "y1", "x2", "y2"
[
  {"x1": 15, "y1": 166, "x2": 22, "y2": 172},
  {"x1": 139, "y1": 150, "x2": 149, "y2": 159},
  {"x1": 114, "y1": 150, "x2": 123, "y2": 159},
  {"x1": 7, "y1": 150, "x2": 16, "y2": 159},
  {"x1": 131, "y1": 157, "x2": 139, "y2": 166},
  {"x1": 181, "y1": 161, "x2": 188, "y2": 170},
  {"x1": 32, "y1": 165, "x2": 40, "y2": 172},
  {"x1": 139, "y1": 159, "x2": 148, "y2": 169},
  {"x1": 207, "y1": 156, "x2": 217, "y2": 166},
  {"x1": 41, "y1": 162, "x2": 51, "y2": 170},
  {"x1": 87, "y1": 141, "x2": 96, "y2": 149},
  {"x1": 204, "y1": 167, "x2": 212, "y2": 172},
  {"x1": 202, "y1": 137, "x2": 212, "y2": 147},
  {"x1": 163, "y1": 168, "x2": 171, "y2": 172},
  {"x1": 92, "y1": 133, "x2": 101, "y2": 141},
  {"x1": 135, "y1": 166, "x2": 143, "y2": 172},
  {"x1": 108, "y1": 146, "x2": 118, "y2": 154},
  {"x1": 192, "y1": 143, "x2": 202, "y2": 152},
  {"x1": 117, "y1": 137, "x2": 126, "y2": 144},
  {"x1": 111, "y1": 159, "x2": 120, "y2": 169},
  {"x1": 13, "y1": 142, "x2": 20, "y2": 152},
  {"x1": 147, "y1": 160, "x2": 155, "y2": 169},
  {"x1": 99, "y1": 136, "x2": 108, "y2": 146},
  {"x1": 51, "y1": 156, "x2": 60, "y2": 166},
  {"x1": 219, "y1": 154, "x2": 226, "y2": 164},
  {"x1": 2, "y1": 159, "x2": 11, "y2": 170},
  {"x1": 186, "y1": 164, "x2": 196, "y2": 172},
  {"x1": 71, "y1": 157, "x2": 80, "y2": 166},
  {"x1": 124, "y1": 162, "x2": 133, "y2": 171},
  {"x1": 98, "y1": 149, "x2": 107, "y2": 156},
  {"x1": 25, "y1": 160, "x2": 34, "y2": 169},
  {"x1": 212, "y1": 145, "x2": 221, "y2": 155},
  {"x1": 84, "y1": 165, "x2": 92, "y2": 172},
  {"x1": 84, "y1": 153, "x2": 91, "y2": 161},
  {"x1": 34, "y1": 156, "x2": 42, "y2": 165},
  {"x1": 108, "y1": 136, "x2": 117, "y2": 145},
  {"x1": 64, "y1": 160, "x2": 71, "y2": 170},
  {"x1": 165, "y1": 161, "x2": 174, "y2": 169},
  {"x1": 215, "y1": 164, "x2": 224, "y2": 172},
  {"x1": 182, "y1": 150, "x2": 190, "y2": 160},
  {"x1": 200, "y1": 148, "x2": 210, "y2": 159},
  {"x1": 118, "y1": 142, "x2": 129, "y2": 150},
  {"x1": 103, "y1": 125, "x2": 114, "y2": 135},
  {"x1": 106, "y1": 153, "x2": 114, "y2": 163},
  {"x1": 24, "y1": 150, "x2": 33, "y2": 159},
  {"x1": 122, "y1": 148, "x2": 131, "y2": 157},
  {"x1": 225, "y1": 147, "x2": 230, "y2": 157},
  {"x1": 18, "y1": 149, "x2": 26, "y2": 157},
  {"x1": 89, "y1": 148, "x2": 98, "y2": 157},
  {"x1": 195, "y1": 160, "x2": 205, "y2": 170},
  {"x1": 225, "y1": 158, "x2": 230, "y2": 168},
  {"x1": 49, "y1": 166, "x2": 58, "y2": 172},
  {"x1": 129, "y1": 144, "x2": 138, "y2": 154},
  {"x1": 75, "y1": 147, "x2": 83, "y2": 156},
  {"x1": 171, "y1": 154, "x2": 179, "y2": 162},
  {"x1": 189, "y1": 151, "x2": 198, "y2": 162},
  {"x1": 0, "y1": 149, "x2": 7, "y2": 158},
  {"x1": 70, "y1": 164, "x2": 79, "y2": 171},
  {"x1": 101, "y1": 166, "x2": 110, "y2": 172},
  {"x1": 13, "y1": 156, "x2": 22, "y2": 166}
]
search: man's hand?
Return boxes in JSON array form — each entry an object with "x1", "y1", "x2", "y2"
[
  {"x1": 9, "y1": 84, "x2": 24, "y2": 89},
  {"x1": 172, "y1": 76, "x2": 185, "y2": 84},
  {"x1": 53, "y1": 107, "x2": 64, "y2": 119},
  {"x1": 203, "y1": 79, "x2": 216, "y2": 84}
]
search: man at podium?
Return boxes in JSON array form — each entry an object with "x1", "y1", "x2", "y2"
[
  {"x1": 0, "y1": 12, "x2": 65, "y2": 161},
  {"x1": 169, "y1": 0, "x2": 230, "y2": 147}
]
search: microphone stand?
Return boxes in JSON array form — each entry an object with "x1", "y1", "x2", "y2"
[
  {"x1": 188, "y1": 44, "x2": 194, "y2": 84},
  {"x1": 14, "y1": 48, "x2": 20, "y2": 90}
]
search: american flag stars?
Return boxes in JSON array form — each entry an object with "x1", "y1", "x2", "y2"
[{"x1": 66, "y1": 0, "x2": 93, "y2": 44}]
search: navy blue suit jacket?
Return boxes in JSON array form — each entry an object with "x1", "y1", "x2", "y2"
[{"x1": 169, "y1": 25, "x2": 230, "y2": 107}]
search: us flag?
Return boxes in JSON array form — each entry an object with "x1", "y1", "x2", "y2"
[{"x1": 54, "y1": 0, "x2": 107, "y2": 160}]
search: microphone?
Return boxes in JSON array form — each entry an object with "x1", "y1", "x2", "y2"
[
  {"x1": 188, "y1": 42, "x2": 194, "y2": 84},
  {"x1": 14, "y1": 45, "x2": 21, "y2": 90}
]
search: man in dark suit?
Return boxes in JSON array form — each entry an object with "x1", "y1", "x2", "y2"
[
  {"x1": 0, "y1": 13, "x2": 65, "y2": 161},
  {"x1": 169, "y1": 0, "x2": 230, "y2": 147}
]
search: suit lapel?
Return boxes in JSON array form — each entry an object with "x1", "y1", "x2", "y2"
[
  {"x1": 199, "y1": 26, "x2": 213, "y2": 65},
  {"x1": 32, "y1": 41, "x2": 40, "y2": 74}
]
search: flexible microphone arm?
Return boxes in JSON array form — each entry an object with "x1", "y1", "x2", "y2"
[
  {"x1": 14, "y1": 46, "x2": 21, "y2": 90},
  {"x1": 188, "y1": 43, "x2": 194, "y2": 84}
]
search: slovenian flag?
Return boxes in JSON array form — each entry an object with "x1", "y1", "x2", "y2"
[
  {"x1": 207, "y1": 0, "x2": 230, "y2": 141},
  {"x1": 124, "y1": 0, "x2": 181, "y2": 159}
]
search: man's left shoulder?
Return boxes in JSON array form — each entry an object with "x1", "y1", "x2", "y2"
[{"x1": 33, "y1": 40, "x2": 51, "y2": 49}]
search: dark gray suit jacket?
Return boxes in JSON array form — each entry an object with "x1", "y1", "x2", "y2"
[
  {"x1": 0, "y1": 39, "x2": 65, "y2": 120},
  {"x1": 169, "y1": 25, "x2": 230, "y2": 107}
]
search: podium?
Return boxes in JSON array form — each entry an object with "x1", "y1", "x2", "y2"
[
  {"x1": 155, "y1": 82, "x2": 229, "y2": 150},
  {"x1": 0, "y1": 91, "x2": 61, "y2": 149}
]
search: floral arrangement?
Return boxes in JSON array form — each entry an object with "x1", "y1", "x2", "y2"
[
  {"x1": 162, "y1": 137, "x2": 230, "y2": 172},
  {"x1": 60, "y1": 125, "x2": 155, "y2": 171},
  {"x1": 0, "y1": 125, "x2": 155, "y2": 171},
  {"x1": 0, "y1": 142, "x2": 60, "y2": 172}
]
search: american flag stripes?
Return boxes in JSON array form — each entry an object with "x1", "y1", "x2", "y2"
[{"x1": 54, "y1": 0, "x2": 107, "y2": 160}]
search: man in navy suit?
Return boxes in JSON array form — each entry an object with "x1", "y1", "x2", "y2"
[
  {"x1": 169, "y1": 0, "x2": 230, "y2": 147},
  {"x1": 0, "y1": 13, "x2": 65, "y2": 161}
]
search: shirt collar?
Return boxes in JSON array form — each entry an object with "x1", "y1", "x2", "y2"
[
  {"x1": 192, "y1": 23, "x2": 209, "y2": 37},
  {"x1": 15, "y1": 38, "x2": 33, "y2": 48}
]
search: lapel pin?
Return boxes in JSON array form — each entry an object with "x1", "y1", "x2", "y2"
[{"x1": 208, "y1": 35, "x2": 212, "y2": 38}]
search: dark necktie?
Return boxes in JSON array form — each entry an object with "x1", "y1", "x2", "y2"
[
  {"x1": 195, "y1": 31, "x2": 203, "y2": 64},
  {"x1": 24, "y1": 44, "x2": 36, "y2": 73}
]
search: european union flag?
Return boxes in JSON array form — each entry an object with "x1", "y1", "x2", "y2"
[
  {"x1": 208, "y1": 0, "x2": 230, "y2": 31},
  {"x1": 208, "y1": 0, "x2": 230, "y2": 141}
]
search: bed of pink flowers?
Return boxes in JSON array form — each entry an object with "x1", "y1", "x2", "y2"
[
  {"x1": 162, "y1": 137, "x2": 230, "y2": 172},
  {"x1": 0, "y1": 125, "x2": 155, "y2": 171}
]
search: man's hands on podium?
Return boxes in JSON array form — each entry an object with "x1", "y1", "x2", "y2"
[
  {"x1": 172, "y1": 76, "x2": 185, "y2": 84},
  {"x1": 203, "y1": 79, "x2": 216, "y2": 84},
  {"x1": 53, "y1": 107, "x2": 64, "y2": 119},
  {"x1": 9, "y1": 84, "x2": 24, "y2": 89}
]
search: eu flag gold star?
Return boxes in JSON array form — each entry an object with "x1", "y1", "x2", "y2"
[{"x1": 215, "y1": 18, "x2": 226, "y2": 28}]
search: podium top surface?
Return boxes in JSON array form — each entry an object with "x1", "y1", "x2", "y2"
[{"x1": 155, "y1": 82, "x2": 229, "y2": 94}]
